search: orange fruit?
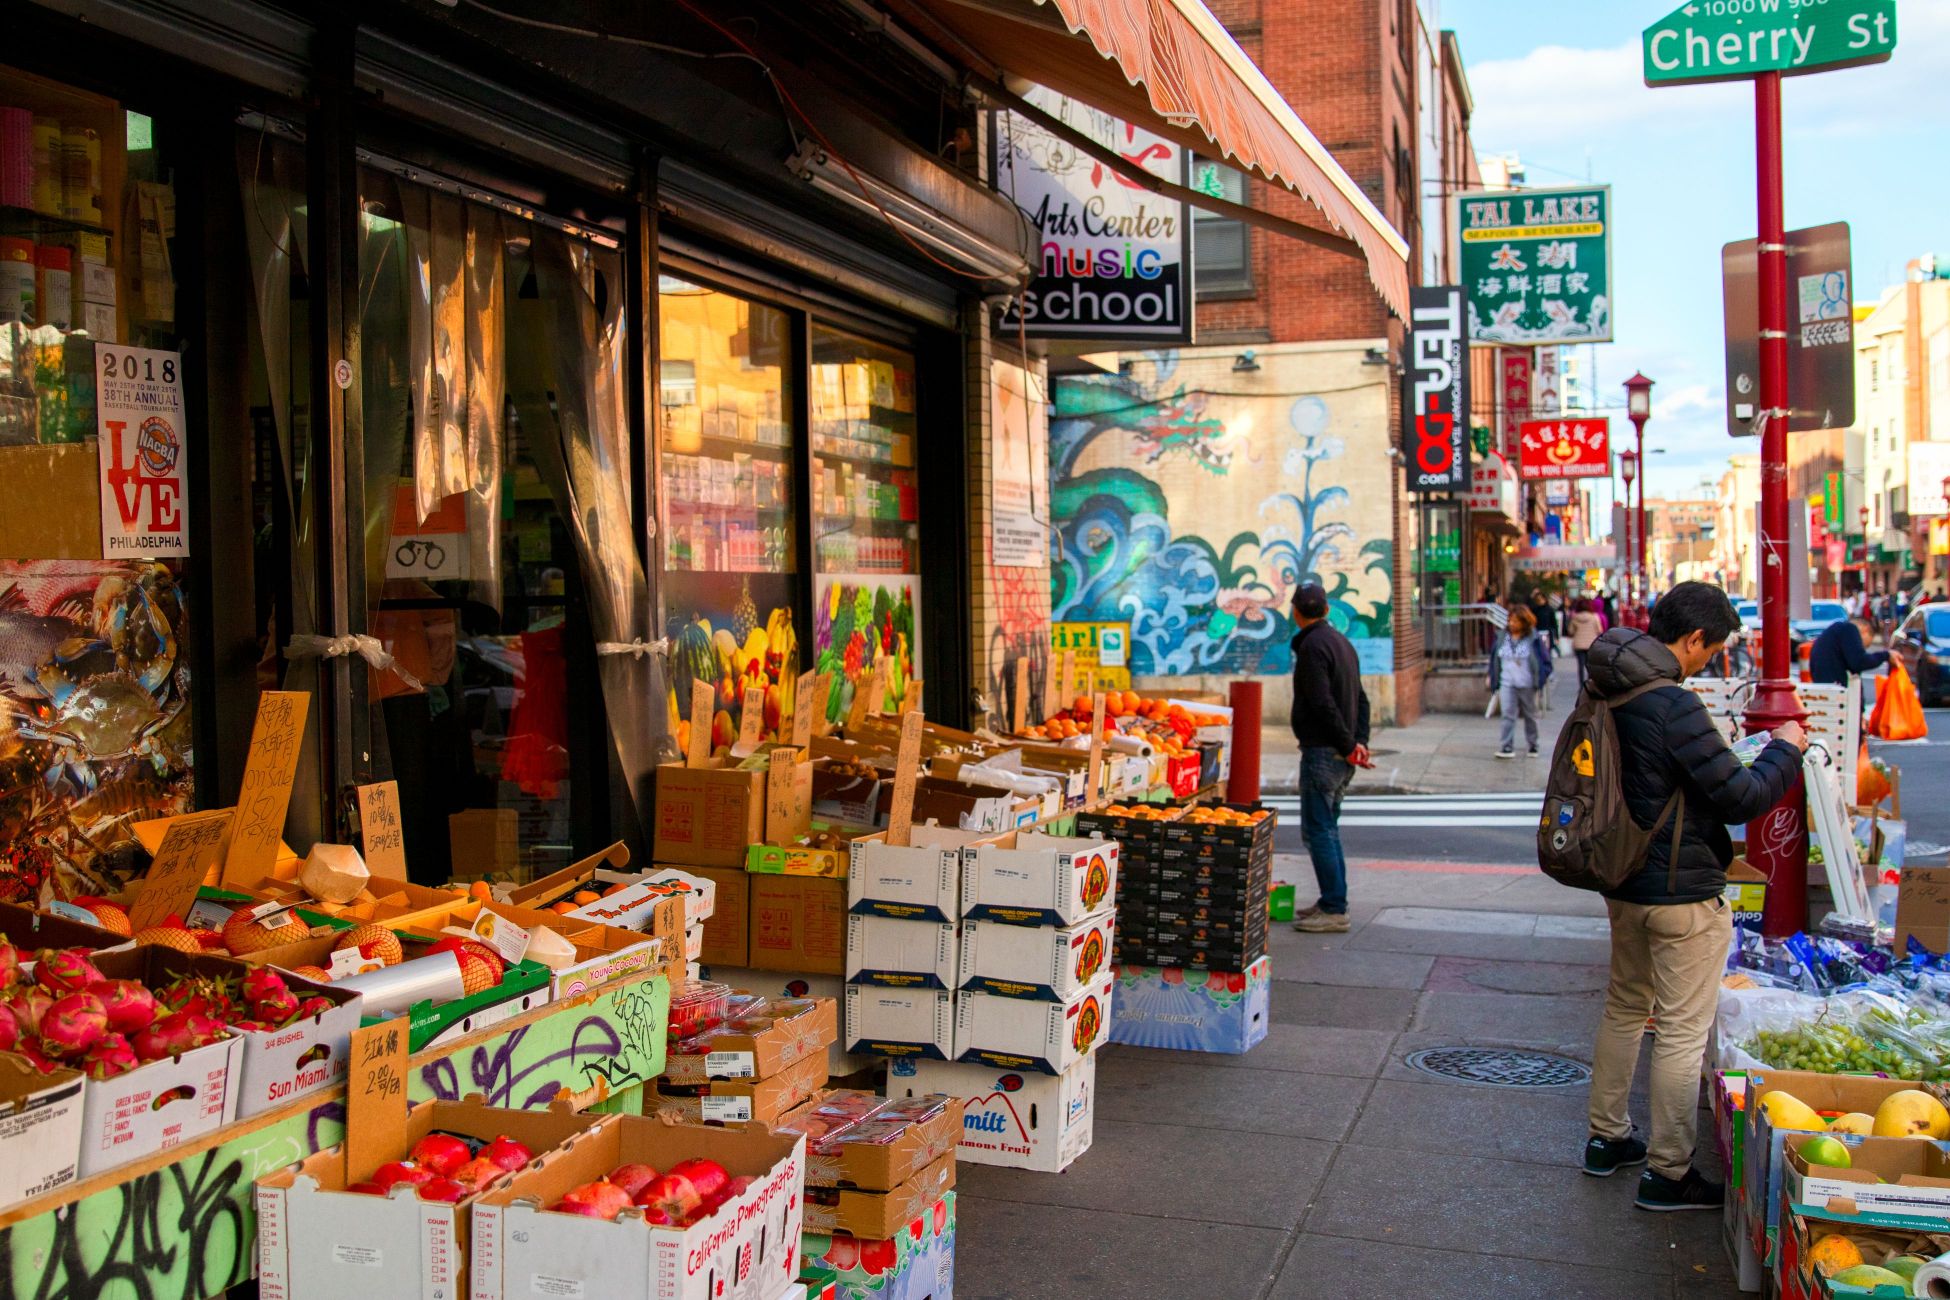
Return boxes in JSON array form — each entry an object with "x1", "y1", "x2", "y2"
[
  {"x1": 289, "y1": 965, "x2": 335, "y2": 983},
  {"x1": 572, "y1": 890, "x2": 601, "y2": 906},
  {"x1": 456, "y1": 952, "x2": 500, "y2": 996},
  {"x1": 603, "y1": 882, "x2": 631, "y2": 897},
  {"x1": 223, "y1": 906, "x2": 310, "y2": 954},
  {"x1": 551, "y1": 901, "x2": 577, "y2": 915},
  {"x1": 1072, "y1": 695, "x2": 1092, "y2": 715}
]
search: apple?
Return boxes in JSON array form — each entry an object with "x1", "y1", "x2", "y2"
[
  {"x1": 607, "y1": 1162, "x2": 662, "y2": 1200},
  {"x1": 409, "y1": 1133, "x2": 473, "y2": 1177},
  {"x1": 555, "y1": 1180, "x2": 631, "y2": 1221},
  {"x1": 633, "y1": 1172, "x2": 701, "y2": 1220},
  {"x1": 451, "y1": 1157, "x2": 504, "y2": 1189},
  {"x1": 482, "y1": 1134, "x2": 533, "y2": 1172},
  {"x1": 372, "y1": 1161, "x2": 435, "y2": 1191},
  {"x1": 418, "y1": 1177, "x2": 468, "y2": 1203}
]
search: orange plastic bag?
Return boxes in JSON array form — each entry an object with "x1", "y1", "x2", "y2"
[
  {"x1": 1857, "y1": 740, "x2": 1892, "y2": 805},
  {"x1": 1867, "y1": 659, "x2": 1929, "y2": 741}
]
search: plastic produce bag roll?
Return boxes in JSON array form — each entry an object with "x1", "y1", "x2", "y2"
[
  {"x1": 334, "y1": 950, "x2": 466, "y2": 1016},
  {"x1": 1917, "y1": 1254, "x2": 1950, "y2": 1298}
]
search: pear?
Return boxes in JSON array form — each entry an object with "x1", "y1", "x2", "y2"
[
  {"x1": 1872, "y1": 1089, "x2": 1950, "y2": 1139},
  {"x1": 1760, "y1": 1089, "x2": 1828, "y2": 1132},
  {"x1": 1828, "y1": 1112, "x2": 1876, "y2": 1137}
]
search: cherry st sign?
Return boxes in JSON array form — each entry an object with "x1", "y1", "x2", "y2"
[
  {"x1": 1516, "y1": 417, "x2": 1612, "y2": 481},
  {"x1": 1643, "y1": 0, "x2": 1896, "y2": 87}
]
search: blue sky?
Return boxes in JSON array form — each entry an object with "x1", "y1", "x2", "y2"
[{"x1": 1434, "y1": 0, "x2": 1950, "y2": 508}]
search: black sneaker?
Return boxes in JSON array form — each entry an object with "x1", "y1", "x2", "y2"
[
  {"x1": 1634, "y1": 1167, "x2": 1723, "y2": 1212},
  {"x1": 1582, "y1": 1132, "x2": 1647, "y2": 1177}
]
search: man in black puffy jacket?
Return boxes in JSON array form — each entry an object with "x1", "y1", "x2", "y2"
[{"x1": 1579, "y1": 582, "x2": 1807, "y2": 1212}]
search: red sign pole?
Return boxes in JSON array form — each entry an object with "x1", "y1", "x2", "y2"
[{"x1": 1743, "y1": 70, "x2": 1809, "y2": 938}]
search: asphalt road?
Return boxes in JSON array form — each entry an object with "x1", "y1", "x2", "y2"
[{"x1": 1869, "y1": 708, "x2": 1950, "y2": 862}]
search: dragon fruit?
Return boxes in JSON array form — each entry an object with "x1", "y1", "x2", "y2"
[
  {"x1": 249, "y1": 987, "x2": 301, "y2": 1027},
  {"x1": 40, "y1": 992, "x2": 108, "y2": 1058},
  {"x1": 295, "y1": 996, "x2": 334, "y2": 1020},
  {"x1": 242, "y1": 968, "x2": 288, "y2": 1005},
  {"x1": 0, "y1": 1003, "x2": 18, "y2": 1053},
  {"x1": 133, "y1": 1011, "x2": 204, "y2": 1062},
  {"x1": 87, "y1": 980, "x2": 159, "y2": 1036},
  {"x1": 0, "y1": 942, "x2": 21, "y2": 989},
  {"x1": 185, "y1": 1012, "x2": 229, "y2": 1048},
  {"x1": 14, "y1": 1041, "x2": 61, "y2": 1074},
  {"x1": 33, "y1": 948, "x2": 104, "y2": 996},
  {"x1": 5, "y1": 987, "x2": 54, "y2": 1032},
  {"x1": 83, "y1": 1033, "x2": 139, "y2": 1080}
]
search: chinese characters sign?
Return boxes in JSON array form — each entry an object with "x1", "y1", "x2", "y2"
[
  {"x1": 1456, "y1": 185, "x2": 1613, "y2": 344},
  {"x1": 1517, "y1": 418, "x2": 1611, "y2": 480},
  {"x1": 1402, "y1": 285, "x2": 1471, "y2": 493},
  {"x1": 1501, "y1": 349, "x2": 1532, "y2": 450},
  {"x1": 96, "y1": 345, "x2": 189, "y2": 556}
]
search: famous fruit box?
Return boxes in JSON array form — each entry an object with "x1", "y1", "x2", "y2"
[
  {"x1": 1785, "y1": 1132, "x2": 1950, "y2": 1225},
  {"x1": 958, "y1": 911, "x2": 1115, "y2": 1002},
  {"x1": 891, "y1": 1057, "x2": 1094, "y2": 1173},
  {"x1": 469, "y1": 1117, "x2": 807, "y2": 1300},
  {"x1": 255, "y1": 1096, "x2": 608, "y2": 1300}
]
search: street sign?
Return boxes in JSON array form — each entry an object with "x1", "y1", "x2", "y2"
[
  {"x1": 1643, "y1": 0, "x2": 1897, "y2": 87},
  {"x1": 1722, "y1": 221, "x2": 1854, "y2": 436},
  {"x1": 1456, "y1": 185, "x2": 1612, "y2": 345},
  {"x1": 1403, "y1": 285, "x2": 1471, "y2": 493},
  {"x1": 1517, "y1": 418, "x2": 1612, "y2": 480}
]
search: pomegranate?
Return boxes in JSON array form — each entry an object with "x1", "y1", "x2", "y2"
[
  {"x1": 552, "y1": 1181, "x2": 631, "y2": 1220},
  {"x1": 39, "y1": 992, "x2": 108, "y2": 1058},
  {"x1": 83, "y1": 1033, "x2": 140, "y2": 1080},
  {"x1": 417, "y1": 1177, "x2": 468, "y2": 1203},
  {"x1": 371, "y1": 1161, "x2": 435, "y2": 1191},
  {"x1": 88, "y1": 980, "x2": 159, "y2": 1035},
  {"x1": 666, "y1": 1158, "x2": 730, "y2": 1206},
  {"x1": 33, "y1": 949, "x2": 104, "y2": 995},
  {"x1": 451, "y1": 1157, "x2": 503, "y2": 1189},
  {"x1": 482, "y1": 1135, "x2": 533, "y2": 1173},
  {"x1": 409, "y1": 1133, "x2": 473, "y2": 1177},
  {"x1": 606, "y1": 1162, "x2": 661, "y2": 1199},
  {"x1": 345, "y1": 1181, "x2": 386, "y2": 1195},
  {"x1": 632, "y1": 1172, "x2": 701, "y2": 1221}
]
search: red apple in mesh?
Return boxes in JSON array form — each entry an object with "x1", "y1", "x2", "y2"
[
  {"x1": 606, "y1": 1162, "x2": 661, "y2": 1200},
  {"x1": 417, "y1": 1177, "x2": 468, "y2": 1203},
  {"x1": 409, "y1": 1133, "x2": 473, "y2": 1178},
  {"x1": 372, "y1": 1161, "x2": 436, "y2": 1191},
  {"x1": 482, "y1": 1135, "x2": 533, "y2": 1173},
  {"x1": 39, "y1": 992, "x2": 108, "y2": 1058},
  {"x1": 33, "y1": 948, "x2": 104, "y2": 996},
  {"x1": 87, "y1": 980, "x2": 159, "y2": 1035}
]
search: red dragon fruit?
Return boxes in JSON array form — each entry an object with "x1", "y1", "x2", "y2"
[
  {"x1": 185, "y1": 1012, "x2": 229, "y2": 1048},
  {"x1": 133, "y1": 1010, "x2": 204, "y2": 1062},
  {"x1": 14, "y1": 1041, "x2": 62, "y2": 1074},
  {"x1": 0, "y1": 1003, "x2": 18, "y2": 1053},
  {"x1": 87, "y1": 980, "x2": 159, "y2": 1036},
  {"x1": 4, "y1": 987, "x2": 54, "y2": 1033},
  {"x1": 242, "y1": 968, "x2": 288, "y2": 1005},
  {"x1": 33, "y1": 948, "x2": 104, "y2": 996},
  {"x1": 82, "y1": 1033, "x2": 139, "y2": 1080},
  {"x1": 39, "y1": 992, "x2": 108, "y2": 1058},
  {"x1": 0, "y1": 942, "x2": 22, "y2": 989},
  {"x1": 295, "y1": 996, "x2": 334, "y2": 1020},
  {"x1": 249, "y1": 987, "x2": 301, "y2": 1027}
]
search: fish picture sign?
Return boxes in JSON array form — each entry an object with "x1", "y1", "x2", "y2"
[{"x1": 96, "y1": 345, "x2": 190, "y2": 557}]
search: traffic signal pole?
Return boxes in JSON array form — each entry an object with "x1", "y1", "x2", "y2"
[{"x1": 1743, "y1": 70, "x2": 1810, "y2": 938}]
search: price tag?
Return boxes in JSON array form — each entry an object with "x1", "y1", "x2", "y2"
[
  {"x1": 243, "y1": 899, "x2": 297, "y2": 932},
  {"x1": 128, "y1": 808, "x2": 234, "y2": 932},
  {"x1": 731, "y1": 686, "x2": 765, "y2": 758},
  {"x1": 329, "y1": 944, "x2": 384, "y2": 979},
  {"x1": 900, "y1": 679, "x2": 923, "y2": 715},
  {"x1": 845, "y1": 670, "x2": 872, "y2": 733},
  {"x1": 346, "y1": 1020, "x2": 410, "y2": 1184},
  {"x1": 469, "y1": 911, "x2": 531, "y2": 965},
  {"x1": 686, "y1": 679, "x2": 713, "y2": 768},
  {"x1": 790, "y1": 670, "x2": 817, "y2": 749},
  {"x1": 811, "y1": 672, "x2": 834, "y2": 739},
  {"x1": 767, "y1": 747, "x2": 812, "y2": 844},
  {"x1": 868, "y1": 656, "x2": 890, "y2": 716},
  {"x1": 224, "y1": 691, "x2": 309, "y2": 885},
  {"x1": 355, "y1": 781, "x2": 408, "y2": 881},
  {"x1": 885, "y1": 710, "x2": 926, "y2": 848},
  {"x1": 1012, "y1": 658, "x2": 1029, "y2": 734}
]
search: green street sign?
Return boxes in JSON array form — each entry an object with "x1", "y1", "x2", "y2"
[{"x1": 1644, "y1": 0, "x2": 1897, "y2": 86}]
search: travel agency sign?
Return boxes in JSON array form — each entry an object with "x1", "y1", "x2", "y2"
[
  {"x1": 1455, "y1": 185, "x2": 1613, "y2": 345},
  {"x1": 993, "y1": 85, "x2": 1192, "y2": 342}
]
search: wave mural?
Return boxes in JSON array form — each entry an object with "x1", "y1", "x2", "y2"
[{"x1": 1050, "y1": 350, "x2": 1393, "y2": 678}]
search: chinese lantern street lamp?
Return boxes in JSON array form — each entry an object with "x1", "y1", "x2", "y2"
[
  {"x1": 1618, "y1": 448, "x2": 1638, "y2": 603},
  {"x1": 1623, "y1": 372, "x2": 1654, "y2": 603}
]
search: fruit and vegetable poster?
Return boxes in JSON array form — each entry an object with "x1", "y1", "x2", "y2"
[
  {"x1": 663, "y1": 577, "x2": 799, "y2": 753},
  {"x1": 814, "y1": 575, "x2": 917, "y2": 720}
]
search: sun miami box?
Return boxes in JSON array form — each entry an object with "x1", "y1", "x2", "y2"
[
  {"x1": 235, "y1": 966, "x2": 364, "y2": 1117},
  {"x1": 800, "y1": 1190, "x2": 956, "y2": 1300},
  {"x1": 960, "y1": 833, "x2": 1117, "y2": 927},
  {"x1": 846, "y1": 913, "x2": 958, "y2": 990},
  {"x1": 256, "y1": 1096, "x2": 607, "y2": 1300},
  {"x1": 890, "y1": 1057, "x2": 1095, "y2": 1173},
  {"x1": 958, "y1": 911, "x2": 1114, "y2": 1002},
  {"x1": 1107, "y1": 956, "x2": 1271, "y2": 1054},
  {"x1": 470, "y1": 1117, "x2": 807, "y2": 1300},
  {"x1": 0, "y1": 1054, "x2": 84, "y2": 1209},
  {"x1": 845, "y1": 985, "x2": 956, "y2": 1060},
  {"x1": 955, "y1": 968, "x2": 1112, "y2": 1074}
]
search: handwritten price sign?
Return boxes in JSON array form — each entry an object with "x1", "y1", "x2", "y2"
[
  {"x1": 223, "y1": 691, "x2": 309, "y2": 885},
  {"x1": 345, "y1": 1020, "x2": 409, "y2": 1182}
]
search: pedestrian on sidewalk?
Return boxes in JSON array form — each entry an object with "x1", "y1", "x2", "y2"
[
  {"x1": 1568, "y1": 597, "x2": 1603, "y2": 685},
  {"x1": 1287, "y1": 582, "x2": 1372, "y2": 934},
  {"x1": 1489, "y1": 606, "x2": 1551, "y2": 757},
  {"x1": 1578, "y1": 581, "x2": 1808, "y2": 1212}
]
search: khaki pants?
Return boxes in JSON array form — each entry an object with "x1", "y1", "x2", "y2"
[{"x1": 1588, "y1": 896, "x2": 1732, "y2": 1179}]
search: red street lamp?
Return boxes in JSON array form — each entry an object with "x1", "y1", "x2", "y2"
[
  {"x1": 1623, "y1": 372, "x2": 1654, "y2": 604},
  {"x1": 1618, "y1": 448, "x2": 1638, "y2": 602}
]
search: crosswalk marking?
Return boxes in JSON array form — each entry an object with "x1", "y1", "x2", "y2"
[{"x1": 1260, "y1": 791, "x2": 1542, "y2": 829}]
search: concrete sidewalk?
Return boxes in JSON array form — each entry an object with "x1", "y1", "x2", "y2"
[
  {"x1": 1261, "y1": 652, "x2": 1584, "y2": 795},
  {"x1": 955, "y1": 852, "x2": 1735, "y2": 1299}
]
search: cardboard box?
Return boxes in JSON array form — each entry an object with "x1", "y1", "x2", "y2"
[
  {"x1": 1895, "y1": 864, "x2": 1950, "y2": 957},
  {"x1": 0, "y1": 1055, "x2": 83, "y2": 1209},
  {"x1": 650, "y1": 1050, "x2": 829, "y2": 1127},
  {"x1": 654, "y1": 761, "x2": 765, "y2": 867},
  {"x1": 0, "y1": 443, "x2": 103, "y2": 559},
  {"x1": 750, "y1": 875, "x2": 847, "y2": 976},
  {"x1": 695, "y1": 867, "x2": 751, "y2": 967},
  {"x1": 846, "y1": 914, "x2": 958, "y2": 990},
  {"x1": 844, "y1": 985, "x2": 956, "y2": 1060},
  {"x1": 470, "y1": 1118, "x2": 806, "y2": 1300},
  {"x1": 0, "y1": 899, "x2": 126, "y2": 950},
  {"x1": 662, "y1": 997, "x2": 838, "y2": 1084},
  {"x1": 695, "y1": 968, "x2": 870, "y2": 1078},
  {"x1": 449, "y1": 807, "x2": 519, "y2": 878},
  {"x1": 960, "y1": 834, "x2": 1117, "y2": 926},
  {"x1": 959, "y1": 911, "x2": 1115, "y2": 1002},
  {"x1": 234, "y1": 968, "x2": 364, "y2": 1117},
  {"x1": 1725, "y1": 858, "x2": 1770, "y2": 935},
  {"x1": 748, "y1": 841, "x2": 852, "y2": 877},
  {"x1": 1106, "y1": 956, "x2": 1270, "y2": 1053},
  {"x1": 776, "y1": 1090, "x2": 964, "y2": 1190},
  {"x1": 802, "y1": 1149, "x2": 955, "y2": 1237},
  {"x1": 955, "y1": 969, "x2": 1112, "y2": 1075},
  {"x1": 1774, "y1": 1187, "x2": 1948, "y2": 1300},
  {"x1": 255, "y1": 1097, "x2": 608, "y2": 1300},
  {"x1": 799, "y1": 1191, "x2": 956, "y2": 1300},
  {"x1": 890, "y1": 1057, "x2": 1094, "y2": 1173},
  {"x1": 848, "y1": 827, "x2": 991, "y2": 922},
  {"x1": 1785, "y1": 1132, "x2": 1950, "y2": 1222}
]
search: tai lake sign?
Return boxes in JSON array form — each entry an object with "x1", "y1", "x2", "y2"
[{"x1": 1643, "y1": 0, "x2": 1896, "y2": 86}]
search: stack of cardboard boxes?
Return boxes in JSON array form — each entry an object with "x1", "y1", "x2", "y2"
[{"x1": 651, "y1": 990, "x2": 839, "y2": 1128}]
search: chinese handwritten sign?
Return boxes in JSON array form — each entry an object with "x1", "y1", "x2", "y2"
[
  {"x1": 223, "y1": 691, "x2": 309, "y2": 885},
  {"x1": 129, "y1": 808, "x2": 234, "y2": 931},
  {"x1": 355, "y1": 781, "x2": 408, "y2": 881},
  {"x1": 346, "y1": 1021, "x2": 409, "y2": 1182},
  {"x1": 1456, "y1": 185, "x2": 1612, "y2": 344},
  {"x1": 1516, "y1": 418, "x2": 1612, "y2": 481}
]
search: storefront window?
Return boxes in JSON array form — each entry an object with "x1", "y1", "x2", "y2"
[
  {"x1": 658, "y1": 276, "x2": 800, "y2": 751},
  {"x1": 810, "y1": 326, "x2": 918, "y2": 719}
]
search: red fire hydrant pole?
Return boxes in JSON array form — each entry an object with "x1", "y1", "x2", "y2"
[
  {"x1": 1743, "y1": 70, "x2": 1810, "y2": 938},
  {"x1": 1227, "y1": 680, "x2": 1262, "y2": 804}
]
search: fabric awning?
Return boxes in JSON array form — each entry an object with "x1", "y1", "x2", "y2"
[{"x1": 898, "y1": 0, "x2": 1411, "y2": 315}]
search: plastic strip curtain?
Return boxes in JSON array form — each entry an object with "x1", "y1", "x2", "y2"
[
  {"x1": 508, "y1": 226, "x2": 673, "y2": 836},
  {"x1": 463, "y1": 205, "x2": 505, "y2": 601}
]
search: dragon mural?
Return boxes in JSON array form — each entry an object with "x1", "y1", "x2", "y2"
[{"x1": 1051, "y1": 353, "x2": 1392, "y2": 679}]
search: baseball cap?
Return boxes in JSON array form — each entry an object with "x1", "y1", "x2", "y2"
[{"x1": 1293, "y1": 583, "x2": 1328, "y2": 619}]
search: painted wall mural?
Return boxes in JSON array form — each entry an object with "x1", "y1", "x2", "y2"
[{"x1": 1050, "y1": 350, "x2": 1395, "y2": 679}]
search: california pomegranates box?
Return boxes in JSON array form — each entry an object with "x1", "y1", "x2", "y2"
[
  {"x1": 469, "y1": 1116, "x2": 806, "y2": 1300},
  {"x1": 255, "y1": 1096, "x2": 607, "y2": 1300}
]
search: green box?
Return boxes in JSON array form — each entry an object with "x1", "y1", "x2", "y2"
[{"x1": 362, "y1": 958, "x2": 554, "y2": 1053}]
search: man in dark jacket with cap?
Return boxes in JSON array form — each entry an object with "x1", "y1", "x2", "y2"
[
  {"x1": 1288, "y1": 583, "x2": 1372, "y2": 934},
  {"x1": 1579, "y1": 581, "x2": 1806, "y2": 1212}
]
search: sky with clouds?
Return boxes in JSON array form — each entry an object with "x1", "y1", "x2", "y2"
[{"x1": 1433, "y1": 0, "x2": 1948, "y2": 510}]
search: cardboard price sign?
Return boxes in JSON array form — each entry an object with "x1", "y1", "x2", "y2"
[
  {"x1": 1086, "y1": 690, "x2": 1107, "y2": 802},
  {"x1": 732, "y1": 686, "x2": 765, "y2": 758},
  {"x1": 345, "y1": 1020, "x2": 409, "y2": 1183},
  {"x1": 791, "y1": 670, "x2": 817, "y2": 749},
  {"x1": 868, "y1": 656, "x2": 890, "y2": 716},
  {"x1": 884, "y1": 710, "x2": 926, "y2": 848},
  {"x1": 812, "y1": 672, "x2": 834, "y2": 739},
  {"x1": 900, "y1": 679, "x2": 924, "y2": 715},
  {"x1": 686, "y1": 679, "x2": 713, "y2": 768},
  {"x1": 224, "y1": 691, "x2": 309, "y2": 885},
  {"x1": 129, "y1": 808, "x2": 233, "y2": 932},
  {"x1": 845, "y1": 669, "x2": 873, "y2": 733},
  {"x1": 766, "y1": 746, "x2": 813, "y2": 843},
  {"x1": 355, "y1": 781, "x2": 408, "y2": 881}
]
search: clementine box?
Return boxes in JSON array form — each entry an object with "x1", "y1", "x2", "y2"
[
  {"x1": 661, "y1": 997, "x2": 838, "y2": 1085},
  {"x1": 775, "y1": 1089, "x2": 964, "y2": 1190},
  {"x1": 955, "y1": 968, "x2": 1112, "y2": 1075}
]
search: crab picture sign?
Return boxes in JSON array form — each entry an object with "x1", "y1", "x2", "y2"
[{"x1": 95, "y1": 345, "x2": 190, "y2": 558}]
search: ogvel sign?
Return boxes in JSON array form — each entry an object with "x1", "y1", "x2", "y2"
[{"x1": 1404, "y1": 286, "x2": 1471, "y2": 494}]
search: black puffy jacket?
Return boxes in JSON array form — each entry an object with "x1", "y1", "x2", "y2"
[{"x1": 1585, "y1": 628, "x2": 1803, "y2": 905}]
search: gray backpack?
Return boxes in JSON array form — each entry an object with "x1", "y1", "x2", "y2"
[{"x1": 1538, "y1": 680, "x2": 1685, "y2": 892}]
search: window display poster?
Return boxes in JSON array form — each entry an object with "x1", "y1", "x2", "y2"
[
  {"x1": 991, "y1": 360, "x2": 1049, "y2": 566},
  {"x1": 814, "y1": 575, "x2": 917, "y2": 720},
  {"x1": 664, "y1": 575, "x2": 799, "y2": 750},
  {"x1": 96, "y1": 345, "x2": 190, "y2": 557}
]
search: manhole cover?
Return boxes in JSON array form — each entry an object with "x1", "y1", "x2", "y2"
[{"x1": 1403, "y1": 1047, "x2": 1590, "y2": 1089}]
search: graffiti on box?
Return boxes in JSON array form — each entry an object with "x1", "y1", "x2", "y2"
[
  {"x1": 1050, "y1": 353, "x2": 1392, "y2": 677},
  {"x1": 416, "y1": 978, "x2": 668, "y2": 1108}
]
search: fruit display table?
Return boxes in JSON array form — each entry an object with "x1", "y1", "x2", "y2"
[{"x1": 0, "y1": 972, "x2": 670, "y2": 1300}]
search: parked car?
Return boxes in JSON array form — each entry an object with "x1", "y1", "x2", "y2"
[
  {"x1": 1790, "y1": 600, "x2": 1849, "y2": 656},
  {"x1": 1892, "y1": 605, "x2": 1950, "y2": 706}
]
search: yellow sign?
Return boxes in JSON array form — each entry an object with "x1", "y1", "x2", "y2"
[{"x1": 1052, "y1": 622, "x2": 1132, "y2": 696}]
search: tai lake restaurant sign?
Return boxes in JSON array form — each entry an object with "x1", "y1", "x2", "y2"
[
  {"x1": 994, "y1": 85, "x2": 1192, "y2": 342},
  {"x1": 1456, "y1": 185, "x2": 1613, "y2": 346},
  {"x1": 1403, "y1": 285, "x2": 1471, "y2": 493}
]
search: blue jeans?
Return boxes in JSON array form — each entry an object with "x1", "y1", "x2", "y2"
[{"x1": 1300, "y1": 746, "x2": 1355, "y2": 914}]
